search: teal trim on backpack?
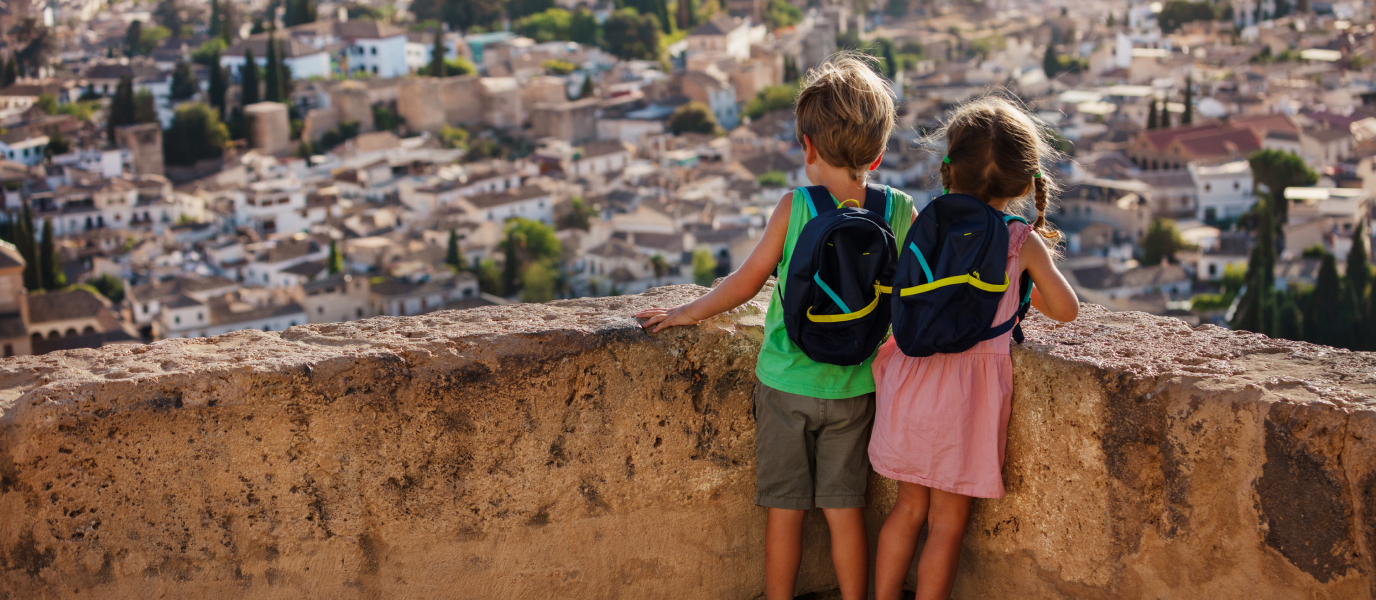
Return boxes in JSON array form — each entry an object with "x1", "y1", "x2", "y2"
[
  {"x1": 884, "y1": 187, "x2": 893, "y2": 221},
  {"x1": 908, "y1": 242, "x2": 934, "y2": 284},
  {"x1": 813, "y1": 271, "x2": 852, "y2": 313}
]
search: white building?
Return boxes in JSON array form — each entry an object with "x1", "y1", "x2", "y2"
[
  {"x1": 0, "y1": 132, "x2": 48, "y2": 167},
  {"x1": 404, "y1": 30, "x2": 462, "y2": 73},
  {"x1": 230, "y1": 178, "x2": 338, "y2": 234},
  {"x1": 461, "y1": 185, "x2": 554, "y2": 225},
  {"x1": 221, "y1": 36, "x2": 333, "y2": 82},
  {"x1": 159, "y1": 292, "x2": 309, "y2": 339},
  {"x1": 243, "y1": 237, "x2": 329, "y2": 288},
  {"x1": 1190, "y1": 160, "x2": 1255, "y2": 222},
  {"x1": 686, "y1": 15, "x2": 752, "y2": 63},
  {"x1": 337, "y1": 20, "x2": 410, "y2": 78}
]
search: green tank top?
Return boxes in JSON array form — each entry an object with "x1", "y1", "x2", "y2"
[{"x1": 754, "y1": 186, "x2": 914, "y2": 399}]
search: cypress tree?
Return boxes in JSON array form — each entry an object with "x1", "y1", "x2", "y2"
[
  {"x1": 1182, "y1": 75, "x2": 1194, "y2": 125},
  {"x1": 501, "y1": 230, "x2": 519, "y2": 297},
  {"x1": 429, "y1": 29, "x2": 446, "y2": 77},
  {"x1": 882, "y1": 40, "x2": 897, "y2": 80},
  {"x1": 327, "y1": 239, "x2": 343, "y2": 275},
  {"x1": 577, "y1": 74, "x2": 594, "y2": 99},
  {"x1": 1160, "y1": 98, "x2": 1171, "y2": 128},
  {"x1": 265, "y1": 28, "x2": 280, "y2": 102},
  {"x1": 1347, "y1": 221, "x2": 1369, "y2": 302},
  {"x1": 1278, "y1": 291, "x2": 1303, "y2": 341},
  {"x1": 241, "y1": 47, "x2": 260, "y2": 106},
  {"x1": 107, "y1": 73, "x2": 135, "y2": 145},
  {"x1": 2, "y1": 57, "x2": 16, "y2": 87},
  {"x1": 18, "y1": 200, "x2": 37, "y2": 291},
  {"x1": 1232, "y1": 203, "x2": 1276, "y2": 335},
  {"x1": 677, "y1": 0, "x2": 696, "y2": 30},
  {"x1": 208, "y1": 0, "x2": 222, "y2": 37},
  {"x1": 1043, "y1": 43, "x2": 1059, "y2": 77},
  {"x1": 1147, "y1": 97, "x2": 1158, "y2": 129},
  {"x1": 445, "y1": 230, "x2": 461, "y2": 271},
  {"x1": 208, "y1": 54, "x2": 227, "y2": 117},
  {"x1": 655, "y1": 0, "x2": 672, "y2": 33},
  {"x1": 1306, "y1": 253, "x2": 1345, "y2": 347},
  {"x1": 39, "y1": 218, "x2": 58, "y2": 290}
]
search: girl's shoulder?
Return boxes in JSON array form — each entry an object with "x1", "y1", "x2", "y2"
[{"x1": 1008, "y1": 219, "x2": 1033, "y2": 259}]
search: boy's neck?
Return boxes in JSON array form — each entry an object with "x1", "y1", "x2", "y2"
[{"x1": 808, "y1": 168, "x2": 869, "y2": 205}]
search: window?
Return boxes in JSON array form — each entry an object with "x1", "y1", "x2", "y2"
[
  {"x1": 370, "y1": 47, "x2": 377, "y2": 55},
  {"x1": 289, "y1": 321, "x2": 296, "y2": 327},
  {"x1": 264, "y1": 273, "x2": 270, "y2": 283},
  {"x1": 371, "y1": 66, "x2": 378, "y2": 74},
  {"x1": 174, "y1": 316, "x2": 181, "y2": 324},
  {"x1": 1233, "y1": 181, "x2": 1240, "y2": 190},
  {"x1": 3, "y1": 344, "x2": 10, "y2": 357},
  {"x1": 197, "y1": 312, "x2": 203, "y2": 321},
  {"x1": 356, "y1": 308, "x2": 363, "y2": 318},
  {"x1": 142, "y1": 303, "x2": 150, "y2": 313},
  {"x1": 1208, "y1": 264, "x2": 1217, "y2": 276},
  {"x1": 318, "y1": 306, "x2": 324, "y2": 314},
  {"x1": 1204, "y1": 183, "x2": 1211, "y2": 192}
]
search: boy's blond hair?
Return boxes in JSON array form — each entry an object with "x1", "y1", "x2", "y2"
[{"x1": 795, "y1": 53, "x2": 896, "y2": 181}]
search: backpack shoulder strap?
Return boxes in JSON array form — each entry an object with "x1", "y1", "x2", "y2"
[
  {"x1": 801, "y1": 186, "x2": 836, "y2": 219},
  {"x1": 863, "y1": 183, "x2": 890, "y2": 220}
]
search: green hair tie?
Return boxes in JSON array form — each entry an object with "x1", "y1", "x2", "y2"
[
  {"x1": 942, "y1": 188, "x2": 948, "y2": 194},
  {"x1": 942, "y1": 156, "x2": 951, "y2": 164},
  {"x1": 1034, "y1": 172, "x2": 1042, "y2": 178}
]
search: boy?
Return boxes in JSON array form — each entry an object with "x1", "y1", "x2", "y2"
[{"x1": 637, "y1": 54, "x2": 913, "y2": 600}]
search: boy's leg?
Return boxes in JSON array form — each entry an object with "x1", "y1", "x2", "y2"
[
  {"x1": 913, "y1": 487, "x2": 973, "y2": 600},
  {"x1": 821, "y1": 507, "x2": 868, "y2": 600},
  {"x1": 812, "y1": 393, "x2": 875, "y2": 600},
  {"x1": 765, "y1": 507, "x2": 807, "y2": 600},
  {"x1": 874, "y1": 481, "x2": 930, "y2": 600}
]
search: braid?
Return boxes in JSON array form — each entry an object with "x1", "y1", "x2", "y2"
[
  {"x1": 940, "y1": 160, "x2": 952, "y2": 193},
  {"x1": 1032, "y1": 175, "x2": 1059, "y2": 240}
]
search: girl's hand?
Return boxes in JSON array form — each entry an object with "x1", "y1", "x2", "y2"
[{"x1": 636, "y1": 304, "x2": 704, "y2": 333}]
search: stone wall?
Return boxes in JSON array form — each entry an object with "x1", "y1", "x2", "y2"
[{"x1": 0, "y1": 285, "x2": 1372, "y2": 598}]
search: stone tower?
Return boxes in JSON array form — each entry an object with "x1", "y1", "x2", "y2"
[
  {"x1": 244, "y1": 102, "x2": 291, "y2": 156},
  {"x1": 115, "y1": 123, "x2": 165, "y2": 177}
]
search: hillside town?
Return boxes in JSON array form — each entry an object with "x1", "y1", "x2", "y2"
[{"x1": 0, "y1": 0, "x2": 1372, "y2": 356}]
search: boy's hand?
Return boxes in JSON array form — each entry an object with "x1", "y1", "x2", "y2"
[{"x1": 636, "y1": 305, "x2": 703, "y2": 333}]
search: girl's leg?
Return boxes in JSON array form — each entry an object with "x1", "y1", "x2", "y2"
[
  {"x1": 821, "y1": 507, "x2": 868, "y2": 600},
  {"x1": 874, "y1": 481, "x2": 931, "y2": 600},
  {"x1": 765, "y1": 507, "x2": 807, "y2": 600},
  {"x1": 913, "y1": 488, "x2": 974, "y2": 600}
]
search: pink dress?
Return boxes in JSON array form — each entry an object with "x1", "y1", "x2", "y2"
[{"x1": 869, "y1": 221, "x2": 1031, "y2": 499}]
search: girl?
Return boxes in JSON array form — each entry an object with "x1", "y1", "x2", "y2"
[{"x1": 870, "y1": 97, "x2": 1080, "y2": 600}]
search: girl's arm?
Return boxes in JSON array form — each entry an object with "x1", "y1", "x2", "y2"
[
  {"x1": 637, "y1": 193, "x2": 793, "y2": 333},
  {"x1": 1021, "y1": 234, "x2": 1079, "y2": 322}
]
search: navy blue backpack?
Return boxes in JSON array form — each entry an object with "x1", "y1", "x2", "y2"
[
  {"x1": 891, "y1": 193, "x2": 1033, "y2": 357},
  {"x1": 781, "y1": 184, "x2": 898, "y2": 365}
]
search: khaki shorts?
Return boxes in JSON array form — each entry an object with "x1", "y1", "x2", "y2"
[{"x1": 753, "y1": 382, "x2": 875, "y2": 510}]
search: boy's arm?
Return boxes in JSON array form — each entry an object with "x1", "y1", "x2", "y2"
[
  {"x1": 1022, "y1": 234, "x2": 1079, "y2": 322},
  {"x1": 638, "y1": 193, "x2": 793, "y2": 333}
]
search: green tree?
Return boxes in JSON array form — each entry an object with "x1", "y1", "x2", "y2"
[
  {"x1": 192, "y1": 38, "x2": 227, "y2": 66},
  {"x1": 1182, "y1": 75, "x2": 1194, "y2": 125},
  {"x1": 264, "y1": 28, "x2": 281, "y2": 102},
  {"x1": 1306, "y1": 252, "x2": 1346, "y2": 347},
  {"x1": 509, "y1": 0, "x2": 556, "y2": 19},
  {"x1": 558, "y1": 196, "x2": 596, "y2": 230},
  {"x1": 668, "y1": 101, "x2": 719, "y2": 135},
  {"x1": 39, "y1": 218, "x2": 59, "y2": 290},
  {"x1": 412, "y1": 0, "x2": 503, "y2": 32},
  {"x1": 1107, "y1": 12, "x2": 1117, "y2": 26},
  {"x1": 649, "y1": 254, "x2": 669, "y2": 284},
  {"x1": 162, "y1": 102, "x2": 229, "y2": 166},
  {"x1": 743, "y1": 84, "x2": 798, "y2": 119},
  {"x1": 1248, "y1": 149, "x2": 1318, "y2": 226},
  {"x1": 133, "y1": 90, "x2": 157, "y2": 123},
  {"x1": 440, "y1": 124, "x2": 469, "y2": 149},
  {"x1": 782, "y1": 55, "x2": 798, "y2": 83},
  {"x1": 208, "y1": 55, "x2": 228, "y2": 117},
  {"x1": 1232, "y1": 203, "x2": 1277, "y2": 335},
  {"x1": 603, "y1": 8, "x2": 660, "y2": 61},
  {"x1": 208, "y1": 0, "x2": 223, "y2": 37},
  {"x1": 1278, "y1": 291, "x2": 1303, "y2": 341},
  {"x1": 241, "y1": 47, "x2": 260, "y2": 106},
  {"x1": 1160, "y1": 98, "x2": 1171, "y2": 128},
  {"x1": 1141, "y1": 218, "x2": 1194, "y2": 266},
  {"x1": 570, "y1": 8, "x2": 601, "y2": 46},
  {"x1": 763, "y1": 0, "x2": 801, "y2": 30},
  {"x1": 1147, "y1": 97, "x2": 1158, "y2": 129},
  {"x1": 428, "y1": 29, "x2": 447, "y2": 76},
  {"x1": 125, "y1": 20, "x2": 145, "y2": 55},
  {"x1": 1158, "y1": 0, "x2": 1222, "y2": 33},
  {"x1": 885, "y1": 0, "x2": 907, "y2": 17},
  {"x1": 515, "y1": 8, "x2": 572, "y2": 42},
  {"x1": 676, "y1": 0, "x2": 696, "y2": 31},
  {"x1": 372, "y1": 103, "x2": 402, "y2": 131},
  {"x1": 153, "y1": 0, "x2": 183, "y2": 39},
  {"x1": 1347, "y1": 221, "x2": 1369, "y2": 306},
  {"x1": 170, "y1": 60, "x2": 199, "y2": 100},
  {"x1": 757, "y1": 171, "x2": 787, "y2": 187},
  {"x1": 445, "y1": 230, "x2": 462, "y2": 270},
  {"x1": 520, "y1": 260, "x2": 557, "y2": 302},
  {"x1": 577, "y1": 74, "x2": 594, "y2": 99},
  {"x1": 1042, "y1": 43, "x2": 1059, "y2": 77},
  {"x1": 2, "y1": 57, "x2": 17, "y2": 86},
  {"x1": 44, "y1": 126, "x2": 69, "y2": 159},
  {"x1": 477, "y1": 258, "x2": 502, "y2": 295},
  {"x1": 15, "y1": 201, "x2": 38, "y2": 291},
  {"x1": 692, "y1": 248, "x2": 717, "y2": 286},
  {"x1": 87, "y1": 273, "x2": 125, "y2": 303},
  {"x1": 284, "y1": 0, "x2": 317, "y2": 27},
  {"x1": 34, "y1": 92, "x2": 56, "y2": 114},
  {"x1": 106, "y1": 73, "x2": 136, "y2": 144},
  {"x1": 499, "y1": 218, "x2": 561, "y2": 297},
  {"x1": 327, "y1": 239, "x2": 343, "y2": 275}
]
